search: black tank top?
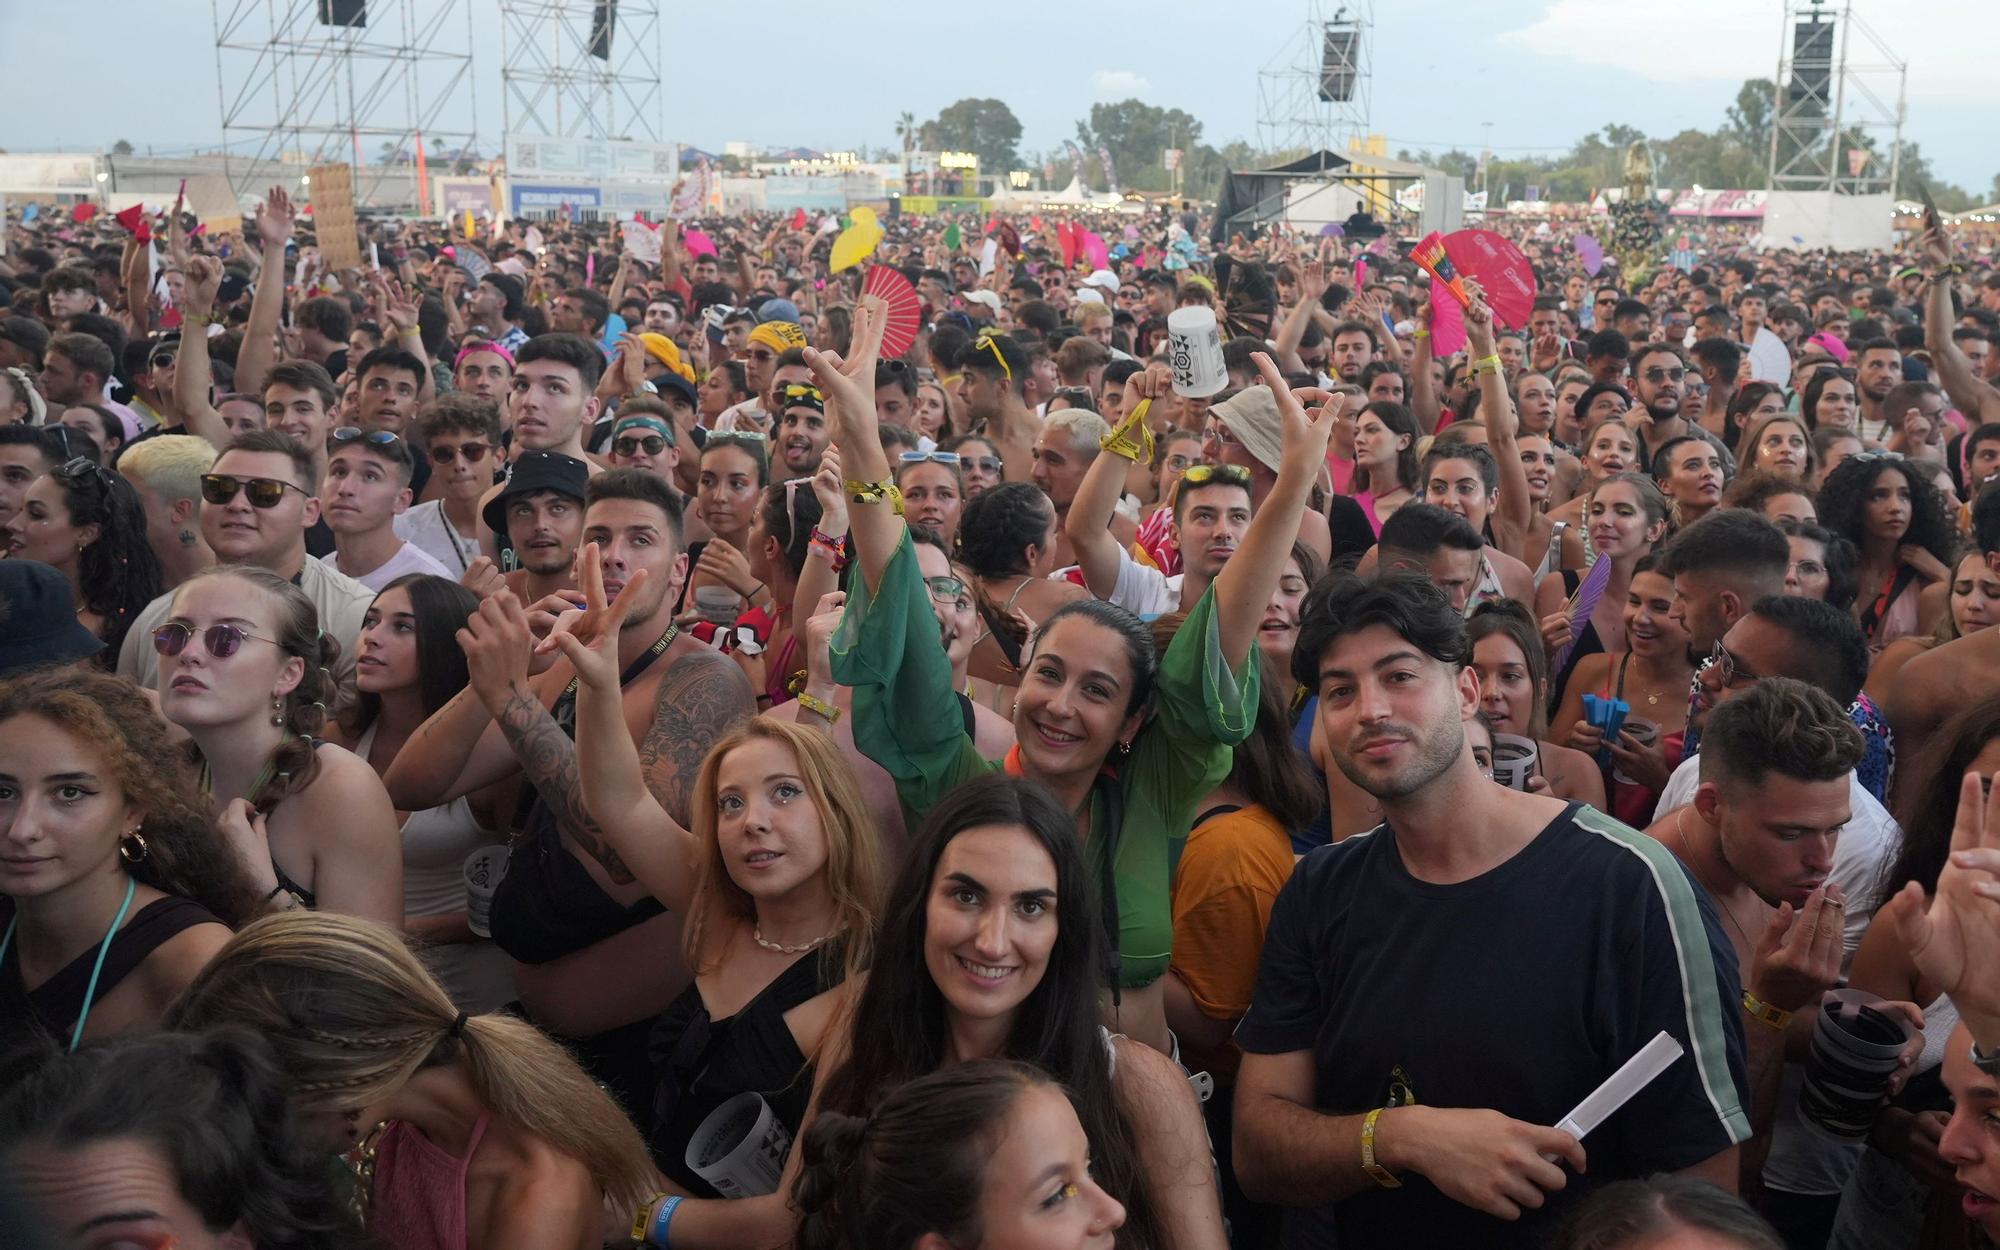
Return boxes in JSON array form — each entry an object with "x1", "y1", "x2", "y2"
[{"x1": 0, "y1": 895, "x2": 219, "y2": 1050}]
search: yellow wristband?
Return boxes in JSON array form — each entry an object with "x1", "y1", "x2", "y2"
[
  {"x1": 843, "y1": 477, "x2": 905, "y2": 515},
  {"x1": 797, "y1": 690, "x2": 841, "y2": 723},
  {"x1": 1742, "y1": 990, "x2": 1792, "y2": 1031},
  {"x1": 632, "y1": 1194, "x2": 667, "y2": 1243},
  {"x1": 1361, "y1": 1107, "x2": 1401, "y2": 1188},
  {"x1": 1468, "y1": 353, "x2": 1503, "y2": 379},
  {"x1": 1098, "y1": 397, "x2": 1155, "y2": 462}
]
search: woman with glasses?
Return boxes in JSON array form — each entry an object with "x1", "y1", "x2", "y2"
[
  {"x1": 895, "y1": 449, "x2": 964, "y2": 545},
  {"x1": 1777, "y1": 518, "x2": 1857, "y2": 609},
  {"x1": 157, "y1": 565, "x2": 403, "y2": 926},
  {"x1": 3, "y1": 457, "x2": 161, "y2": 668},
  {"x1": 331, "y1": 573, "x2": 515, "y2": 1012},
  {"x1": 817, "y1": 303, "x2": 1330, "y2": 1056},
  {"x1": 0, "y1": 668, "x2": 257, "y2": 1055},
  {"x1": 1818, "y1": 454, "x2": 1955, "y2": 650},
  {"x1": 938, "y1": 432, "x2": 1003, "y2": 500}
]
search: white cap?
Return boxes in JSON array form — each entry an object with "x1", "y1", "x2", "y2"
[
  {"x1": 1081, "y1": 268, "x2": 1120, "y2": 294},
  {"x1": 1073, "y1": 288, "x2": 1106, "y2": 305},
  {"x1": 963, "y1": 289, "x2": 1002, "y2": 312}
]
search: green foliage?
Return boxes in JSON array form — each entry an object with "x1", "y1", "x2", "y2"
[
  {"x1": 923, "y1": 98, "x2": 1024, "y2": 172},
  {"x1": 1073, "y1": 99, "x2": 1205, "y2": 193}
]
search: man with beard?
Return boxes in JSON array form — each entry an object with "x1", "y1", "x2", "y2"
[
  {"x1": 1233, "y1": 572, "x2": 1748, "y2": 1248},
  {"x1": 962, "y1": 330, "x2": 1039, "y2": 481},
  {"x1": 1850, "y1": 337, "x2": 1905, "y2": 436},
  {"x1": 1329, "y1": 320, "x2": 1378, "y2": 384},
  {"x1": 1627, "y1": 342, "x2": 1733, "y2": 479},
  {"x1": 387, "y1": 468, "x2": 755, "y2": 1129},
  {"x1": 772, "y1": 380, "x2": 832, "y2": 481},
  {"x1": 478, "y1": 333, "x2": 604, "y2": 557}
]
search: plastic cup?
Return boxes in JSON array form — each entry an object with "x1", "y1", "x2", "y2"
[
  {"x1": 1166, "y1": 305, "x2": 1227, "y2": 398},
  {"x1": 1612, "y1": 718, "x2": 1660, "y2": 785},
  {"x1": 463, "y1": 846, "x2": 511, "y2": 939},
  {"x1": 1798, "y1": 988, "x2": 1915, "y2": 1143},
  {"x1": 1490, "y1": 733, "x2": 1540, "y2": 791},
  {"x1": 693, "y1": 585, "x2": 741, "y2": 625},
  {"x1": 686, "y1": 1091, "x2": 795, "y2": 1198}
]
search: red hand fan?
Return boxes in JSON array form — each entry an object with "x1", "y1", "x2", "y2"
[
  {"x1": 1441, "y1": 229, "x2": 1538, "y2": 330},
  {"x1": 863, "y1": 266, "x2": 921, "y2": 360}
]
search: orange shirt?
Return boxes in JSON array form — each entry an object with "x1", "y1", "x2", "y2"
[{"x1": 1169, "y1": 802, "x2": 1296, "y2": 1083}]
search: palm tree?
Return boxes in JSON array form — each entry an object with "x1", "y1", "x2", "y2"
[{"x1": 895, "y1": 111, "x2": 917, "y2": 168}]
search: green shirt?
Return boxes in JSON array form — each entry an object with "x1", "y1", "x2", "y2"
[{"x1": 832, "y1": 533, "x2": 1256, "y2": 987}]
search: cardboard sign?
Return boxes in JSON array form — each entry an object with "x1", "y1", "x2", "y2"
[
  {"x1": 621, "y1": 218, "x2": 662, "y2": 264},
  {"x1": 184, "y1": 174, "x2": 241, "y2": 236},
  {"x1": 309, "y1": 164, "x2": 362, "y2": 271}
]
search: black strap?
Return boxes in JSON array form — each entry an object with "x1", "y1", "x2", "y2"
[
  {"x1": 1192, "y1": 803, "x2": 1245, "y2": 829},
  {"x1": 1859, "y1": 565, "x2": 1920, "y2": 642},
  {"x1": 1091, "y1": 769, "x2": 1125, "y2": 1007}
]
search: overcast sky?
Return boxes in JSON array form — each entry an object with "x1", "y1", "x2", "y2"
[{"x1": 4, "y1": 0, "x2": 1991, "y2": 192}]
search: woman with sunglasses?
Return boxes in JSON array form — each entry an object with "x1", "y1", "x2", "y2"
[
  {"x1": 896, "y1": 448, "x2": 965, "y2": 545},
  {"x1": 1819, "y1": 454, "x2": 1955, "y2": 650},
  {"x1": 939, "y1": 433, "x2": 1004, "y2": 500},
  {"x1": 3, "y1": 457, "x2": 161, "y2": 668},
  {"x1": 157, "y1": 566, "x2": 403, "y2": 926},
  {"x1": 332, "y1": 573, "x2": 515, "y2": 1012},
  {"x1": 0, "y1": 668, "x2": 260, "y2": 1055},
  {"x1": 818, "y1": 300, "x2": 1332, "y2": 1055}
]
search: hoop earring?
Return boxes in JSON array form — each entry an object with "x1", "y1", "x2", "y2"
[
  {"x1": 119, "y1": 830, "x2": 149, "y2": 863},
  {"x1": 271, "y1": 695, "x2": 286, "y2": 727}
]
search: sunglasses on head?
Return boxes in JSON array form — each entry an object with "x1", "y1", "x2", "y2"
[
  {"x1": 428, "y1": 441, "x2": 492, "y2": 465},
  {"x1": 330, "y1": 426, "x2": 401, "y2": 447},
  {"x1": 615, "y1": 435, "x2": 669, "y2": 457},
  {"x1": 152, "y1": 620, "x2": 280, "y2": 659},
  {"x1": 53, "y1": 455, "x2": 114, "y2": 490},
  {"x1": 1182, "y1": 463, "x2": 1253, "y2": 487},
  {"x1": 900, "y1": 450, "x2": 960, "y2": 466},
  {"x1": 974, "y1": 334, "x2": 1013, "y2": 381},
  {"x1": 200, "y1": 473, "x2": 306, "y2": 508},
  {"x1": 780, "y1": 382, "x2": 825, "y2": 406}
]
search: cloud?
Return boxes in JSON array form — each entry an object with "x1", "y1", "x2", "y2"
[{"x1": 1091, "y1": 69, "x2": 1151, "y2": 96}]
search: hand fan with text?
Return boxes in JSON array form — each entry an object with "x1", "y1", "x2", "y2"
[
  {"x1": 863, "y1": 265, "x2": 921, "y2": 359},
  {"x1": 1442, "y1": 229, "x2": 1538, "y2": 330}
]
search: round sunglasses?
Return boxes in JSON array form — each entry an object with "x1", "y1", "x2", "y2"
[{"x1": 152, "y1": 621, "x2": 281, "y2": 659}]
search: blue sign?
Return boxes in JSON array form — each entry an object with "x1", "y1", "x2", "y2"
[{"x1": 510, "y1": 183, "x2": 601, "y2": 216}]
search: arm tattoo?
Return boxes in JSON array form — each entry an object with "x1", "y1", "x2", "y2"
[
  {"x1": 495, "y1": 685, "x2": 636, "y2": 884},
  {"x1": 639, "y1": 652, "x2": 757, "y2": 829}
]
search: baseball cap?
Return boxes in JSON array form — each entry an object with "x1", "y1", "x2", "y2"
[
  {"x1": 964, "y1": 290, "x2": 1002, "y2": 313},
  {"x1": 482, "y1": 450, "x2": 589, "y2": 535},
  {"x1": 654, "y1": 372, "x2": 698, "y2": 409},
  {"x1": 0, "y1": 316, "x2": 50, "y2": 359},
  {"x1": 1081, "y1": 268, "x2": 1121, "y2": 294}
]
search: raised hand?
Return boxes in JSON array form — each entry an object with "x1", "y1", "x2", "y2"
[
  {"x1": 545, "y1": 542, "x2": 650, "y2": 690},
  {"x1": 183, "y1": 253, "x2": 223, "y2": 317},
  {"x1": 1893, "y1": 771, "x2": 2000, "y2": 1030},
  {"x1": 457, "y1": 590, "x2": 536, "y2": 714},
  {"x1": 373, "y1": 272, "x2": 419, "y2": 335},
  {"x1": 1250, "y1": 350, "x2": 1339, "y2": 469},
  {"x1": 810, "y1": 444, "x2": 848, "y2": 537},
  {"x1": 799, "y1": 589, "x2": 847, "y2": 691},
  {"x1": 802, "y1": 294, "x2": 887, "y2": 441},
  {"x1": 256, "y1": 186, "x2": 295, "y2": 250},
  {"x1": 1750, "y1": 884, "x2": 1848, "y2": 1012}
]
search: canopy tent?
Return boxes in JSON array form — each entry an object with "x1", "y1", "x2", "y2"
[{"x1": 1211, "y1": 149, "x2": 1441, "y2": 243}]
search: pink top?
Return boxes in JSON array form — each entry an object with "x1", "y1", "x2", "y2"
[{"x1": 372, "y1": 1114, "x2": 491, "y2": 1250}]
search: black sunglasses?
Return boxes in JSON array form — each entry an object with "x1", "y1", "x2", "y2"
[
  {"x1": 428, "y1": 441, "x2": 492, "y2": 465},
  {"x1": 152, "y1": 621, "x2": 280, "y2": 659},
  {"x1": 614, "y1": 435, "x2": 669, "y2": 457},
  {"x1": 200, "y1": 473, "x2": 306, "y2": 508}
]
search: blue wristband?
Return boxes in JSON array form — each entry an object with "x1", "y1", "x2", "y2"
[{"x1": 648, "y1": 1194, "x2": 683, "y2": 1247}]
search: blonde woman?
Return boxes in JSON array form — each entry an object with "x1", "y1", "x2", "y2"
[{"x1": 168, "y1": 911, "x2": 654, "y2": 1250}]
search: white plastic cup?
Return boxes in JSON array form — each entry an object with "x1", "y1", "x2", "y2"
[
  {"x1": 693, "y1": 585, "x2": 741, "y2": 626},
  {"x1": 686, "y1": 1091, "x2": 795, "y2": 1198},
  {"x1": 463, "y1": 846, "x2": 511, "y2": 938},
  {"x1": 1166, "y1": 305, "x2": 1228, "y2": 398},
  {"x1": 1490, "y1": 733, "x2": 1540, "y2": 791},
  {"x1": 1612, "y1": 718, "x2": 1660, "y2": 785}
]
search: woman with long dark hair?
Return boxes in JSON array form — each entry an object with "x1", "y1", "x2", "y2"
[
  {"x1": 1349, "y1": 399, "x2": 1421, "y2": 534},
  {"x1": 1818, "y1": 454, "x2": 1955, "y2": 650},
  {"x1": 0, "y1": 668, "x2": 257, "y2": 1054},
  {"x1": 794, "y1": 1060, "x2": 1125, "y2": 1250},
  {"x1": 1802, "y1": 366, "x2": 1860, "y2": 434},
  {"x1": 333, "y1": 573, "x2": 513, "y2": 1011},
  {"x1": 819, "y1": 301, "x2": 1329, "y2": 1054},
  {"x1": 158, "y1": 565, "x2": 402, "y2": 925},
  {"x1": 2, "y1": 1028, "x2": 367, "y2": 1250},
  {"x1": 2, "y1": 457, "x2": 161, "y2": 665}
]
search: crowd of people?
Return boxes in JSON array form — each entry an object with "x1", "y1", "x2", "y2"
[{"x1": 1, "y1": 179, "x2": 2000, "y2": 1250}]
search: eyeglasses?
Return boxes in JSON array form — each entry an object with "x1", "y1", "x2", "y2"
[
  {"x1": 1699, "y1": 641, "x2": 1758, "y2": 688},
  {"x1": 152, "y1": 621, "x2": 281, "y2": 660},
  {"x1": 428, "y1": 441, "x2": 492, "y2": 465},
  {"x1": 900, "y1": 450, "x2": 961, "y2": 465},
  {"x1": 200, "y1": 473, "x2": 307, "y2": 508},
  {"x1": 1181, "y1": 463, "x2": 1253, "y2": 487},
  {"x1": 148, "y1": 351, "x2": 177, "y2": 370},
  {"x1": 330, "y1": 426, "x2": 401, "y2": 447},
  {"x1": 1204, "y1": 422, "x2": 1240, "y2": 446},
  {"x1": 925, "y1": 575, "x2": 973, "y2": 609},
  {"x1": 704, "y1": 431, "x2": 768, "y2": 449},
  {"x1": 1641, "y1": 367, "x2": 1686, "y2": 383},
  {"x1": 614, "y1": 435, "x2": 669, "y2": 457}
]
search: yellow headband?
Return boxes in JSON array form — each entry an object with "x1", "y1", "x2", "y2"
[{"x1": 747, "y1": 321, "x2": 807, "y2": 354}]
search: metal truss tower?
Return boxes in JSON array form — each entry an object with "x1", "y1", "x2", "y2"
[
  {"x1": 1769, "y1": 0, "x2": 1906, "y2": 195},
  {"x1": 498, "y1": 0, "x2": 663, "y2": 142},
  {"x1": 1257, "y1": 0, "x2": 1373, "y2": 159},
  {"x1": 211, "y1": 0, "x2": 477, "y2": 204}
]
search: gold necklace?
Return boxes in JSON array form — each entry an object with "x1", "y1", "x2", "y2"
[
  {"x1": 752, "y1": 922, "x2": 840, "y2": 955},
  {"x1": 1676, "y1": 808, "x2": 1752, "y2": 950}
]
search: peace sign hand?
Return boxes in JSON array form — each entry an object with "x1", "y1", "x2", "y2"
[
  {"x1": 1250, "y1": 350, "x2": 1339, "y2": 468},
  {"x1": 802, "y1": 294, "x2": 887, "y2": 444},
  {"x1": 542, "y1": 542, "x2": 651, "y2": 691}
]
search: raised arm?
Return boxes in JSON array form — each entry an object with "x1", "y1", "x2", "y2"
[
  {"x1": 234, "y1": 187, "x2": 296, "y2": 398},
  {"x1": 173, "y1": 256, "x2": 235, "y2": 449},
  {"x1": 1409, "y1": 301, "x2": 1442, "y2": 435},
  {"x1": 1067, "y1": 378, "x2": 1155, "y2": 597},
  {"x1": 373, "y1": 271, "x2": 435, "y2": 402},
  {"x1": 120, "y1": 238, "x2": 152, "y2": 339},
  {"x1": 1468, "y1": 285, "x2": 1534, "y2": 559},
  {"x1": 1211, "y1": 355, "x2": 1339, "y2": 667},
  {"x1": 1922, "y1": 229, "x2": 2000, "y2": 426},
  {"x1": 803, "y1": 296, "x2": 901, "y2": 594},
  {"x1": 1271, "y1": 262, "x2": 1328, "y2": 375}
]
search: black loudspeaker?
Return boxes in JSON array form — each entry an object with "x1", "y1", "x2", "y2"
[
  {"x1": 589, "y1": 0, "x2": 615, "y2": 60},
  {"x1": 1318, "y1": 26, "x2": 1359, "y2": 103},
  {"x1": 1787, "y1": 19, "x2": 1834, "y2": 105},
  {"x1": 317, "y1": 0, "x2": 365, "y2": 27}
]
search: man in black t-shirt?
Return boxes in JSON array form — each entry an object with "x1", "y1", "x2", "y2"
[{"x1": 1233, "y1": 572, "x2": 1751, "y2": 1249}]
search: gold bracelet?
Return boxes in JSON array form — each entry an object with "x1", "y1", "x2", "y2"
[
  {"x1": 1742, "y1": 989, "x2": 1792, "y2": 1031},
  {"x1": 1361, "y1": 1107, "x2": 1401, "y2": 1188},
  {"x1": 796, "y1": 690, "x2": 841, "y2": 723}
]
